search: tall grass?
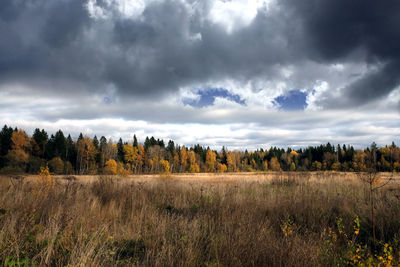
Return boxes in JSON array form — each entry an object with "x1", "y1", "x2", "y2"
[{"x1": 0, "y1": 174, "x2": 399, "y2": 266}]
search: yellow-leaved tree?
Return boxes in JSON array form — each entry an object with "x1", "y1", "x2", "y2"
[
  {"x1": 188, "y1": 150, "x2": 199, "y2": 173},
  {"x1": 37, "y1": 166, "x2": 54, "y2": 196},
  {"x1": 104, "y1": 159, "x2": 117, "y2": 175},
  {"x1": 290, "y1": 162, "x2": 296, "y2": 171},
  {"x1": 226, "y1": 152, "x2": 236, "y2": 172},
  {"x1": 123, "y1": 144, "x2": 138, "y2": 173},
  {"x1": 76, "y1": 137, "x2": 97, "y2": 174},
  {"x1": 160, "y1": 159, "x2": 170, "y2": 174},
  {"x1": 189, "y1": 163, "x2": 200, "y2": 173},
  {"x1": 217, "y1": 163, "x2": 227, "y2": 173},
  {"x1": 205, "y1": 149, "x2": 216, "y2": 172},
  {"x1": 6, "y1": 129, "x2": 30, "y2": 171},
  {"x1": 269, "y1": 157, "x2": 281, "y2": 171},
  {"x1": 179, "y1": 146, "x2": 188, "y2": 172}
]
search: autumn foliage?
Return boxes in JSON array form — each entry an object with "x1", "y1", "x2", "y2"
[{"x1": 0, "y1": 125, "x2": 399, "y2": 175}]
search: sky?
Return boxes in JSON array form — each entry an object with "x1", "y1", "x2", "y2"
[{"x1": 1, "y1": 0, "x2": 400, "y2": 150}]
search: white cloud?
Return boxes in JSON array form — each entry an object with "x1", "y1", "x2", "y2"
[
  {"x1": 208, "y1": 0, "x2": 272, "y2": 33},
  {"x1": 86, "y1": 0, "x2": 159, "y2": 20},
  {"x1": 3, "y1": 109, "x2": 399, "y2": 150},
  {"x1": 2, "y1": 83, "x2": 400, "y2": 150},
  {"x1": 306, "y1": 80, "x2": 329, "y2": 111}
]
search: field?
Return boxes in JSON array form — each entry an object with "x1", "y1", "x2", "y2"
[{"x1": 1, "y1": 172, "x2": 400, "y2": 266}]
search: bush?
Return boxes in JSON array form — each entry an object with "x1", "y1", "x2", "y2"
[
  {"x1": 48, "y1": 157, "x2": 64, "y2": 174},
  {"x1": 104, "y1": 159, "x2": 117, "y2": 175},
  {"x1": 0, "y1": 166, "x2": 24, "y2": 174},
  {"x1": 27, "y1": 156, "x2": 46, "y2": 174},
  {"x1": 64, "y1": 161, "x2": 74, "y2": 174}
]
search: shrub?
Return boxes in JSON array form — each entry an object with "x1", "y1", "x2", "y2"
[
  {"x1": 48, "y1": 157, "x2": 64, "y2": 174},
  {"x1": 104, "y1": 159, "x2": 117, "y2": 175}
]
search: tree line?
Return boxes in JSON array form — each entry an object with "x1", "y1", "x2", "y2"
[{"x1": 0, "y1": 125, "x2": 399, "y2": 175}]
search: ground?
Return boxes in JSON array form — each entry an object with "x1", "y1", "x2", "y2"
[{"x1": 0, "y1": 172, "x2": 399, "y2": 266}]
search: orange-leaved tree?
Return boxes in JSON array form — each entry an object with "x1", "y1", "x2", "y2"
[{"x1": 6, "y1": 129, "x2": 30, "y2": 171}]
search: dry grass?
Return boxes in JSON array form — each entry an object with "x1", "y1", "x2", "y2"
[{"x1": 0, "y1": 173, "x2": 400, "y2": 266}]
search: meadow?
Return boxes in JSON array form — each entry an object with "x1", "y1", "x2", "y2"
[{"x1": 0, "y1": 172, "x2": 399, "y2": 266}]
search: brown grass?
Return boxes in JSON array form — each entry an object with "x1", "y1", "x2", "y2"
[{"x1": 0, "y1": 172, "x2": 400, "y2": 266}]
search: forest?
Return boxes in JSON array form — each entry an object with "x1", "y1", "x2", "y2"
[{"x1": 0, "y1": 125, "x2": 399, "y2": 175}]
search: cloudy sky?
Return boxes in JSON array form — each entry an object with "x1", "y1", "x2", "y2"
[{"x1": 1, "y1": 0, "x2": 400, "y2": 150}]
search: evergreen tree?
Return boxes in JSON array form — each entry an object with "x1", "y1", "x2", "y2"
[
  {"x1": 133, "y1": 135, "x2": 138, "y2": 148},
  {"x1": 149, "y1": 136, "x2": 157, "y2": 147},
  {"x1": 144, "y1": 137, "x2": 150, "y2": 151},
  {"x1": 157, "y1": 139, "x2": 165, "y2": 148},
  {"x1": 337, "y1": 144, "x2": 342, "y2": 163},
  {"x1": 65, "y1": 134, "x2": 76, "y2": 167},
  {"x1": 54, "y1": 130, "x2": 66, "y2": 160},
  {"x1": 45, "y1": 134, "x2": 55, "y2": 160},
  {"x1": 100, "y1": 136, "x2": 107, "y2": 149},
  {"x1": 93, "y1": 136, "x2": 99, "y2": 149},
  {"x1": 92, "y1": 135, "x2": 100, "y2": 165},
  {"x1": 117, "y1": 138, "x2": 124, "y2": 162},
  {"x1": 221, "y1": 146, "x2": 227, "y2": 165},
  {"x1": 0, "y1": 125, "x2": 14, "y2": 167},
  {"x1": 32, "y1": 128, "x2": 48, "y2": 158},
  {"x1": 326, "y1": 142, "x2": 333, "y2": 153},
  {"x1": 167, "y1": 140, "x2": 175, "y2": 155}
]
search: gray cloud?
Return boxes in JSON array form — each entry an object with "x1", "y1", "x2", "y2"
[
  {"x1": 284, "y1": 0, "x2": 400, "y2": 106},
  {"x1": 1, "y1": 0, "x2": 400, "y2": 149},
  {"x1": 0, "y1": 0, "x2": 295, "y2": 99},
  {"x1": 1, "y1": 0, "x2": 400, "y2": 107}
]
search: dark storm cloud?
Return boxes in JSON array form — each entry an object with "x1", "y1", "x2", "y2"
[
  {"x1": 106, "y1": 0, "x2": 295, "y2": 96},
  {"x1": 0, "y1": 0, "x2": 93, "y2": 85},
  {"x1": 0, "y1": 0, "x2": 400, "y2": 107},
  {"x1": 41, "y1": 0, "x2": 90, "y2": 48},
  {"x1": 343, "y1": 61, "x2": 400, "y2": 106},
  {"x1": 0, "y1": 0, "x2": 26, "y2": 22},
  {"x1": 283, "y1": 0, "x2": 400, "y2": 106},
  {"x1": 0, "y1": 0, "x2": 295, "y2": 99},
  {"x1": 285, "y1": 0, "x2": 400, "y2": 61}
]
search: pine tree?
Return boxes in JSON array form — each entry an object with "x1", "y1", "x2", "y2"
[
  {"x1": 221, "y1": 146, "x2": 227, "y2": 165},
  {"x1": 167, "y1": 140, "x2": 175, "y2": 155},
  {"x1": 54, "y1": 130, "x2": 66, "y2": 160},
  {"x1": 93, "y1": 135, "x2": 99, "y2": 149},
  {"x1": 144, "y1": 137, "x2": 150, "y2": 151},
  {"x1": 149, "y1": 136, "x2": 156, "y2": 147},
  {"x1": 0, "y1": 125, "x2": 14, "y2": 167},
  {"x1": 65, "y1": 134, "x2": 76, "y2": 168},
  {"x1": 117, "y1": 138, "x2": 124, "y2": 162},
  {"x1": 45, "y1": 134, "x2": 55, "y2": 160},
  {"x1": 32, "y1": 128, "x2": 48, "y2": 158}
]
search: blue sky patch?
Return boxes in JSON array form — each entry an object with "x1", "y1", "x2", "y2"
[
  {"x1": 273, "y1": 90, "x2": 308, "y2": 110},
  {"x1": 103, "y1": 96, "x2": 112, "y2": 104},
  {"x1": 273, "y1": 90, "x2": 307, "y2": 110},
  {"x1": 183, "y1": 88, "x2": 246, "y2": 108}
]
